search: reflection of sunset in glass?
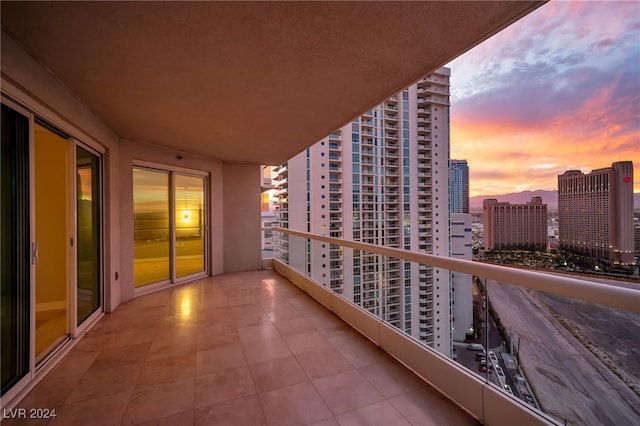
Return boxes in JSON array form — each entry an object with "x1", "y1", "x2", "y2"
[
  {"x1": 77, "y1": 168, "x2": 92, "y2": 201},
  {"x1": 447, "y1": 0, "x2": 639, "y2": 196}
]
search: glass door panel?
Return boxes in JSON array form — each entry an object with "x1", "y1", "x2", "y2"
[
  {"x1": 1, "y1": 104, "x2": 30, "y2": 395},
  {"x1": 34, "y1": 122, "x2": 70, "y2": 362},
  {"x1": 175, "y1": 175, "x2": 205, "y2": 278},
  {"x1": 133, "y1": 168, "x2": 170, "y2": 287},
  {"x1": 76, "y1": 146, "x2": 101, "y2": 324}
]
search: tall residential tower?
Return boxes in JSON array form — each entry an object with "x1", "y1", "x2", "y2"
[
  {"x1": 449, "y1": 159, "x2": 470, "y2": 214},
  {"x1": 275, "y1": 68, "x2": 453, "y2": 354}
]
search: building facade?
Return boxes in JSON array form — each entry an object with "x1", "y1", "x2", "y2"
[
  {"x1": 450, "y1": 213, "x2": 473, "y2": 341},
  {"x1": 483, "y1": 196, "x2": 548, "y2": 251},
  {"x1": 449, "y1": 159, "x2": 470, "y2": 214},
  {"x1": 275, "y1": 68, "x2": 453, "y2": 354},
  {"x1": 558, "y1": 161, "x2": 635, "y2": 265}
]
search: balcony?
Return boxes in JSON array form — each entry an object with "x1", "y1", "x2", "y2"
[
  {"x1": 271, "y1": 227, "x2": 640, "y2": 426},
  {"x1": 7, "y1": 269, "x2": 473, "y2": 426}
]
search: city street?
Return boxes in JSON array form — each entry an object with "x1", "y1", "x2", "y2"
[{"x1": 486, "y1": 279, "x2": 640, "y2": 425}]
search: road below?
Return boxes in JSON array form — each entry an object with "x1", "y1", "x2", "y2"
[{"x1": 487, "y1": 278, "x2": 640, "y2": 425}]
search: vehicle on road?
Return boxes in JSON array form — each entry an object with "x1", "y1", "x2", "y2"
[
  {"x1": 488, "y1": 351, "x2": 498, "y2": 362},
  {"x1": 522, "y1": 393, "x2": 535, "y2": 406},
  {"x1": 475, "y1": 352, "x2": 486, "y2": 361},
  {"x1": 503, "y1": 384, "x2": 513, "y2": 394},
  {"x1": 467, "y1": 343, "x2": 484, "y2": 351},
  {"x1": 479, "y1": 364, "x2": 493, "y2": 373},
  {"x1": 495, "y1": 366, "x2": 505, "y2": 377}
]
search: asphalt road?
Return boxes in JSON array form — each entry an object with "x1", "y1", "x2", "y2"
[{"x1": 486, "y1": 278, "x2": 640, "y2": 426}]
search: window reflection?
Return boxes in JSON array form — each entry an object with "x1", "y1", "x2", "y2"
[
  {"x1": 133, "y1": 168, "x2": 170, "y2": 287},
  {"x1": 175, "y1": 175, "x2": 205, "y2": 278}
]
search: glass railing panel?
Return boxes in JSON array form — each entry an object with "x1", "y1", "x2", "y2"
[
  {"x1": 481, "y1": 275, "x2": 640, "y2": 425},
  {"x1": 271, "y1": 228, "x2": 640, "y2": 425}
]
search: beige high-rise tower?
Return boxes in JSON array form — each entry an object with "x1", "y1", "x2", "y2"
[{"x1": 558, "y1": 161, "x2": 635, "y2": 265}]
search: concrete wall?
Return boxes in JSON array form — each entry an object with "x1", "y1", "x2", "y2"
[
  {"x1": 2, "y1": 28, "x2": 260, "y2": 312},
  {"x1": 223, "y1": 163, "x2": 262, "y2": 272}
]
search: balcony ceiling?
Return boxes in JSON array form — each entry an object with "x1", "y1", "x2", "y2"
[{"x1": 1, "y1": 1, "x2": 545, "y2": 164}]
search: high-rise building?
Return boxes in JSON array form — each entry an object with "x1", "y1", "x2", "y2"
[
  {"x1": 450, "y1": 213, "x2": 473, "y2": 341},
  {"x1": 449, "y1": 159, "x2": 469, "y2": 213},
  {"x1": 483, "y1": 196, "x2": 548, "y2": 251},
  {"x1": 275, "y1": 68, "x2": 453, "y2": 354},
  {"x1": 448, "y1": 159, "x2": 472, "y2": 340},
  {"x1": 558, "y1": 161, "x2": 635, "y2": 265}
]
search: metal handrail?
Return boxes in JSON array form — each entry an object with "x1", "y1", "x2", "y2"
[{"x1": 272, "y1": 227, "x2": 640, "y2": 313}]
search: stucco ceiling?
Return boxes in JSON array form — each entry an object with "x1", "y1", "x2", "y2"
[{"x1": 1, "y1": 1, "x2": 545, "y2": 165}]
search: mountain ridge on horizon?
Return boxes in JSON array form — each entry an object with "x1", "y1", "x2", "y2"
[{"x1": 469, "y1": 190, "x2": 640, "y2": 210}]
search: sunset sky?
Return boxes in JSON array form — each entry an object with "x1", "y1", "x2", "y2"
[{"x1": 447, "y1": 0, "x2": 639, "y2": 197}]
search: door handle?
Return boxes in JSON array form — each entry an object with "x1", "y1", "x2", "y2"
[{"x1": 32, "y1": 242, "x2": 39, "y2": 265}]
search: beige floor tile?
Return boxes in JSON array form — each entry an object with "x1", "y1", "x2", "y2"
[
  {"x1": 238, "y1": 323, "x2": 282, "y2": 344},
  {"x1": 248, "y1": 355, "x2": 308, "y2": 393},
  {"x1": 258, "y1": 382, "x2": 332, "y2": 426},
  {"x1": 153, "y1": 323, "x2": 198, "y2": 341},
  {"x1": 262, "y1": 305, "x2": 301, "y2": 322},
  {"x1": 335, "y1": 400, "x2": 410, "y2": 426},
  {"x1": 195, "y1": 365, "x2": 256, "y2": 409},
  {"x1": 196, "y1": 328, "x2": 241, "y2": 351},
  {"x1": 147, "y1": 334, "x2": 197, "y2": 361},
  {"x1": 232, "y1": 311, "x2": 272, "y2": 327},
  {"x1": 7, "y1": 270, "x2": 472, "y2": 426},
  {"x1": 122, "y1": 378, "x2": 195, "y2": 426},
  {"x1": 49, "y1": 392, "x2": 130, "y2": 426},
  {"x1": 136, "y1": 353, "x2": 196, "y2": 387},
  {"x1": 194, "y1": 394, "x2": 265, "y2": 425},
  {"x1": 226, "y1": 294, "x2": 258, "y2": 307},
  {"x1": 46, "y1": 346, "x2": 99, "y2": 378},
  {"x1": 282, "y1": 330, "x2": 334, "y2": 355},
  {"x1": 90, "y1": 342, "x2": 151, "y2": 370},
  {"x1": 65, "y1": 363, "x2": 140, "y2": 404},
  {"x1": 295, "y1": 348, "x2": 354, "y2": 379},
  {"x1": 11, "y1": 370, "x2": 85, "y2": 412},
  {"x1": 195, "y1": 342, "x2": 247, "y2": 375},
  {"x1": 333, "y1": 336, "x2": 392, "y2": 369},
  {"x1": 358, "y1": 360, "x2": 424, "y2": 398},
  {"x1": 388, "y1": 386, "x2": 477, "y2": 426},
  {"x1": 273, "y1": 316, "x2": 317, "y2": 336},
  {"x1": 136, "y1": 410, "x2": 194, "y2": 426},
  {"x1": 242, "y1": 336, "x2": 293, "y2": 364},
  {"x1": 313, "y1": 370, "x2": 384, "y2": 415},
  {"x1": 308, "y1": 418, "x2": 340, "y2": 426}
]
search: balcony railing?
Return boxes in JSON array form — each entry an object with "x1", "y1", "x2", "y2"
[{"x1": 272, "y1": 227, "x2": 640, "y2": 426}]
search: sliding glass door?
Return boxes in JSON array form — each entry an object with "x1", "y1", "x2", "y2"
[
  {"x1": 1, "y1": 100, "x2": 104, "y2": 400},
  {"x1": 133, "y1": 169, "x2": 171, "y2": 287},
  {"x1": 34, "y1": 122, "x2": 71, "y2": 362},
  {"x1": 1, "y1": 103, "x2": 30, "y2": 396},
  {"x1": 76, "y1": 146, "x2": 101, "y2": 325},
  {"x1": 133, "y1": 167, "x2": 207, "y2": 288},
  {"x1": 175, "y1": 175, "x2": 206, "y2": 278}
]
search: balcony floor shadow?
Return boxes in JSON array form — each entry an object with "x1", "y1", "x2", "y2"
[{"x1": 5, "y1": 270, "x2": 476, "y2": 426}]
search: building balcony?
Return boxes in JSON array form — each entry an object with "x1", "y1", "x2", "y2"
[
  {"x1": 274, "y1": 228, "x2": 640, "y2": 425},
  {"x1": 7, "y1": 270, "x2": 473, "y2": 425}
]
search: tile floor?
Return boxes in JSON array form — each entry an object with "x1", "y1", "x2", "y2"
[{"x1": 4, "y1": 270, "x2": 476, "y2": 425}]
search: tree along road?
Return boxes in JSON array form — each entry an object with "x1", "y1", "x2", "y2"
[{"x1": 486, "y1": 279, "x2": 640, "y2": 426}]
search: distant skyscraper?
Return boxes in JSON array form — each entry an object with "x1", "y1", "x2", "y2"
[
  {"x1": 449, "y1": 159, "x2": 469, "y2": 213},
  {"x1": 483, "y1": 196, "x2": 548, "y2": 251},
  {"x1": 558, "y1": 161, "x2": 635, "y2": 265},
  {"x1": 275, "y1": 68, "x2": 454, "y2": 354},
  {"x1": 449, "y1": 161, "x2": 472, "y2": 341}
]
